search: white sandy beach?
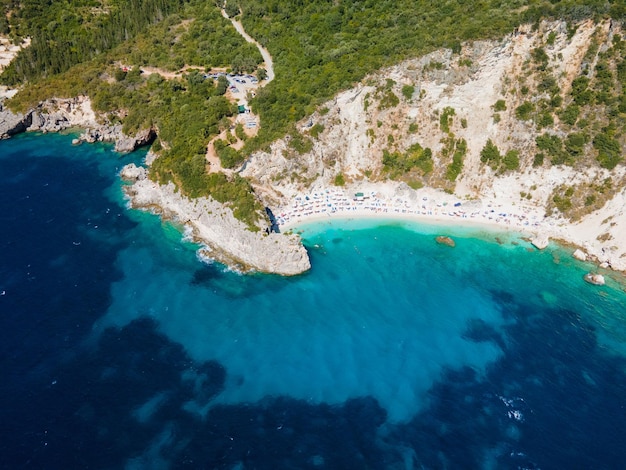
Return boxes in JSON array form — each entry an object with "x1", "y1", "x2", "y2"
[
  {"x1": 278, "y1": 184, "x2": 542, "y2": 232},
  {"x1": 275, "y1": 182, "x2": 626, "y2": 274}
]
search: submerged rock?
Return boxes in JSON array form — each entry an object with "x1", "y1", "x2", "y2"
[{"x1": 435, "y1": 236, "x2": 455, "y2": 247}]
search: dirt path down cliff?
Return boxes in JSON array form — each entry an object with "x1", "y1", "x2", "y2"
[{"x1": 221, "y1": 9, "x2": 275, "y2": 83}]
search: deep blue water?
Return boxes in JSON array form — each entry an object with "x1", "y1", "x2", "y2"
[{"x1": 1, "y1": 132, "x2": 626, "y2": 469}]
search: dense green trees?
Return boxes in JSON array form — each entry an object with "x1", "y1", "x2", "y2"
[
  {"x1": 383, "y1": 143, "x2": 433, "y2": 178},
  {"x1": 1, "y1": 0, "x2": 187, "y2": 84},
  {"x1": 480, "y1": 139, "x2": 501, "y2": 169},
  {"x1": 2, "y1": 0, "x2": 624, "y2": 224}
]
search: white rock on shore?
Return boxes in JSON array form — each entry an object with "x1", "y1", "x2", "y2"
[
  {"x1": 573, "y1": 249, "x2": 587, "y2": 261},
  {"x1": 531, "y1": 235, "x2": 549, "y2": 250},
  {"x1": 121, "y1": 164, "x2": 311, "y2": 275}
]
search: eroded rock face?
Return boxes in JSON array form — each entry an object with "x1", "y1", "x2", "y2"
[
  {"x1": 120, "y1": 163, "x2": 148, "y2": 181},
  {"x1": 122, "y1": 164, "x2": 311, "y2": 276},
  {"x1": 0, "y1": 106, "x2": 30, "y2": 138},
  {"x1": 114, "y1": 127, "x2": 156, "y2": 153}
]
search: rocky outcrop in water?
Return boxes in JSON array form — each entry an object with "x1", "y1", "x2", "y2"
[
  {"x1": 584, "y1": 273, "x2": 605, "y2": 286},
  {"x1": 573, "y1": 249, "x2": 588, "y2": 261},
  {"x1": 121, "y1": 164, "x2": 311, "y2": 275}
]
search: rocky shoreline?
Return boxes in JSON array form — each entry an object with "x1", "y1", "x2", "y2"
[
  {"x1": 0, "y1": 96, "x2": 154, "y2": 152},
  {"x1": 120, "y1": 164, "x2": 311, "y2": 275},
  {"x1": 0, "y1": 96, "x2": 312, "y2": 275},
  {"x1": 1, "y1": 95, "x2": 624, "y2": 278}
]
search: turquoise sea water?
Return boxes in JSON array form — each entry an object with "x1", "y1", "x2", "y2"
[{"x1": 2, "y1": 132, "x2": 626, "y2": 469}]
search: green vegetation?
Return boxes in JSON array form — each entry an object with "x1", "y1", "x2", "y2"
[
  {"x1": 552, "y1": 186, "x2": 574, "y2": 213},
  {"x1": 1, "y1": 0, "x2": 186, "y2": 84},
  {"x1": 377, "y1": 87, "x2": 400, "y2": 110},
  {"x1": 594, "y1": 132, "x2": 622, "y2": 169},
  {"x1": 515, "y1": 101, "x2": 534, "y2": 121},
  {"x1": 571, "y1": 75, "x2": 593, "y2": 106},
  {"x1": 536, "y1": 110, "x2": 554, "y2": 129},
  {"x1": 493, "y1": 99, "x2": 507, "y2": 112},
  {"x1": 503, "y1": 149, "x2": 521, "y2": 171},
  {"x1": 309, "y1": 123, "x2": 325, "y2": 138},
  {"x1": 382, "y1": 142, "x2": 433, "y2": 178},
  {"x1": 288, "y1": 131, "x2": 313, "y2": 155},
  {"x1": 235, "y1": 0, "x2": 625, "y2": 150},
  {"x1": 532, "y1": 46, "x2": 549, "y2": 71},
  {"x1": 1, "y1": 1, "x2": 269, "y2": 226},
  {"x1": 334, "y1": 172, "x2": 345, "y2": 186},
  {"x1": 480, "y1": 139, "x2": 520, "y2": 173},
  {"x1": 445, "y1": 138, "x2": 467, "y2": 182},
  {"x1": 2, "y1": 0, "x2": 625, "y2": 226},
  {"x1": 401, "y1": 84, "x2": 415, "y2": 100},
  {"x1": 536, "y1": 133, "x2": 568, "y2": 165},
  {"x1": 439, "y1": 107, "x2": 456, "y2": 133},
  {"x1": 564, "y1": 132, "x2": 586, "y2": 157},
  {"x1": 548, "y1": 177, "x2": 617, "y2": 220},
  {"x1": 480, "y1": 139, "x2": 501, "y2": 169},
  {"x1": 214, "y1": 139, "x2": 241, "y2": 169},
  {"x1": 559, "y1": 104, "x2": 580, "y2": 125},
  {"x1": 235, "y1": 123, "x2": 247, "y2": 142}
]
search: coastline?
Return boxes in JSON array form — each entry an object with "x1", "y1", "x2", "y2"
[
  {"x1": 120, "y1": 164, "x2": 311, "y2": 275},
  {"x1": 273, "y1": 183, "x2": 626, "y2": 275},
  {"x1": 0, "y1": 96, "x2": 155, "y2": 152},
  {"x1": 2, "y1": 97, "x2": 624, "y2": 277}
]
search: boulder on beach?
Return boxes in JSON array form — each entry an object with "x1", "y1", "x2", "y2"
[
  {"x1": 531, "y1": 235, "x2": 549, "y2": 250},
  {"x1": 435, "y1": 236, "x2": 455, "y2": 247},
  {"x1": 572, "y1": 249, "x2": 587, "y2": 261},
  {"x1": 584, "y1": 273, "x2": 605, "y2": 286}
]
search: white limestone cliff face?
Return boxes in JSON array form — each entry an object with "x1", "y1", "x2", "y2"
[{"x1": 121, "y1": 164, "x2": 311, "y2": 275}]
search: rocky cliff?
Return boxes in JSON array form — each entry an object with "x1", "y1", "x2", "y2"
[
  {"x1": 121, "y1": 164, "x2": 311, "y2": 275},
  {"x1": 0, "y1": 96, "x2": 154, "y2": 152}
]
